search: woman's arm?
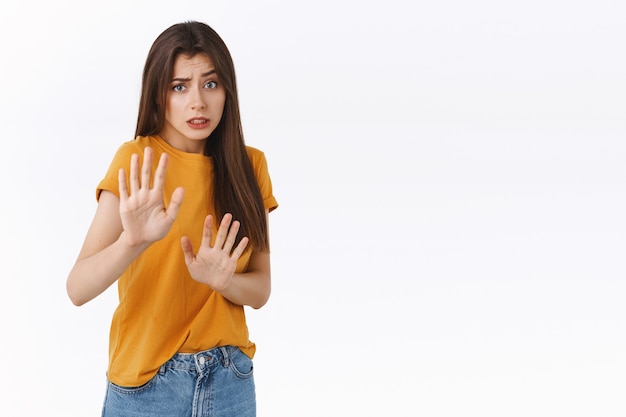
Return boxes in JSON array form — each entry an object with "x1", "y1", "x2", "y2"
[
  {"x1": 66, "y1": 148, "x2": 184, "y2": 306},
  {"x1": 224, "y1": 248, "x2": 271, "y2": 309},
  {"x1": 181, "y1": 211, "x2": 272, "y2": 309},
  {"x1": 66, "y1": 190, "x2": 142, "y2": 306}
]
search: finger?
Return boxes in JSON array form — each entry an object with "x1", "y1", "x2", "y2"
[
  {"x1": 141, "y1": 147, "x2": 153, "y2": 190},
  {"x1": 129, "y1": 153, "x2": 140, "y2": 195},
  {"x1": 214, "y1": 213, "x2": 233, "y2": 248},
  {"x1": 152, "y1": 152, "x2": 169, "y2": 192},
  {"x1": 222, "y1": 220, "x2": 241, "y2": 253},
  {"x1": 118, "y1": 168, "x2": 129, "y2": 202},
  {"x1": 199, "y1": 215, "x2": 214, "y2": 248},
  {"x1": 230, "y1": 236, "x2": 249, "y2": 260},
  {"x1": 165, "y1": 186, "x2": 185, "y2": 220},
  {"x1": 180, "y1": 236, "x2": 195, "y2": 265}
]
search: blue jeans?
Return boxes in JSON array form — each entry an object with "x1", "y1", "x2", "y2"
[{"x1": 102, "y1": 346, "x2": 256, "y2": 417}]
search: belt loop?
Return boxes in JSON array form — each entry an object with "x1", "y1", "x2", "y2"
[
  {"x1": 158, "y1": 363, "x2": 166, "y2": 376},
  {"x1": 220, "y1": 346, "x2": 230, "y2": 368}
]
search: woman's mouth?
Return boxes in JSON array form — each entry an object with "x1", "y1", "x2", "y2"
[{"x1": 187, "y1": 118, "x2": 210, "y2": 129}]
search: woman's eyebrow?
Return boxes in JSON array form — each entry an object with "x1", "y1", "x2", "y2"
[{"x1": 171, "y1": 70, "x2": 217, "y2": 83}]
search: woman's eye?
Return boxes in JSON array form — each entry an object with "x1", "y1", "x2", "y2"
[
  {"x1": 205, "y1": 81, "x2": 218, "y2": 89},
  {"x1": 173, "y1": 84, "x2": 186, "y2": 92}
]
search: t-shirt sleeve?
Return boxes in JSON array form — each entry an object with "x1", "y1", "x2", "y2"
[
  {"x1": 248, "y1": 147, "x2": 278, "y2": 212},
  {"x1": 96, "y1": 141, "x2": 142, "y2": 201}
]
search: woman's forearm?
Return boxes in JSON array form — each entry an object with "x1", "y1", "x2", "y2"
[
  {"x1": 66, "y1": 231, "x2": 147, "y2": 306},
  {"x1": 220, "y1": 269, "x2": 271, "y2": 309}
]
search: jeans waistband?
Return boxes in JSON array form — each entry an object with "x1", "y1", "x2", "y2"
[{"x1": 159, "y1": 345, "x2": 238, "y2": 374}]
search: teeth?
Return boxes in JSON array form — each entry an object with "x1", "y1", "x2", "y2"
[{"x1": 190, "y1": 119, "x2": 207, "y2": 124}]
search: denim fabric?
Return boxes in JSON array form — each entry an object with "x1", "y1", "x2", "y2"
[{"x1": 102, "y1": 345, "x2": 256, "y2": 417}]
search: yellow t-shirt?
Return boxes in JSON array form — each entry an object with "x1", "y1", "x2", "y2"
[{"x1": 96, "y1": 135, "x2": 278, "y2": 387}]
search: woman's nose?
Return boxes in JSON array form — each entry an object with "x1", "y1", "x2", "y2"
[{"x1": 190, "y1": 88, "x2": 207, "y2": 110}]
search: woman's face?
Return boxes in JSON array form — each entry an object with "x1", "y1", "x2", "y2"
[{"x1": 160, "y1": 53, "x2": 226, "y2": 153}]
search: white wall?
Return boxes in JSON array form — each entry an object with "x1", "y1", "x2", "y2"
[{"x1": 0, "y1": 1, "x2": 624, "y2": 416}]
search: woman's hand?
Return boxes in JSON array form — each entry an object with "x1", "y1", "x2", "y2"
[
  {"x1": 118, "y1": 147, "x2": 184, "y2": 248},
  {"x1": 181, "y1": 213, "x2": 249, "y2": 292}
]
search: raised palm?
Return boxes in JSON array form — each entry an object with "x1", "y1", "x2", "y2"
[
  {"x1": 118, "y1": 147, "x2": 184, "y2": 248},
  {"x1": 181, "y1": 213, "x2": 249, "y2": 292}
]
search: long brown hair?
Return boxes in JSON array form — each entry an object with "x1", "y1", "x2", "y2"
[{"x1": 135, "y1": 21, "x2": 269, "y2": 251}]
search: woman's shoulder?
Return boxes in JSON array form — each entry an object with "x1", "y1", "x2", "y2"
[
  {"x1": 245, "y1": 145, "x2": 268, "y2": 164},
  {"x1": 245, "y1": 145, "x2": 264, "y2": 156},
  {"x1": 111, "y1": 135, "x2": 142, "y2": 152},
  {"x1": 110, "y1": 136, "x2": 157, "y2": 160},
  {"x1": 118, "y1": 135, "x2": 155, "y2": 151}
]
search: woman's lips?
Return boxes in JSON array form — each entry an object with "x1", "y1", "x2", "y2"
[{"x1": 187, "y1": 117, "x2": 210, "y2": 129}]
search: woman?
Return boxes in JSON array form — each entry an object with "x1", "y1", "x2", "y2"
[{"x1": 66, "y1": 21, "x2": 277, "y2": 417}]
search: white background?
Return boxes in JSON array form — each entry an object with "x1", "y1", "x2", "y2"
[{"x1": 0, "y1": 1, "x2": 625, "y2": 416}]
